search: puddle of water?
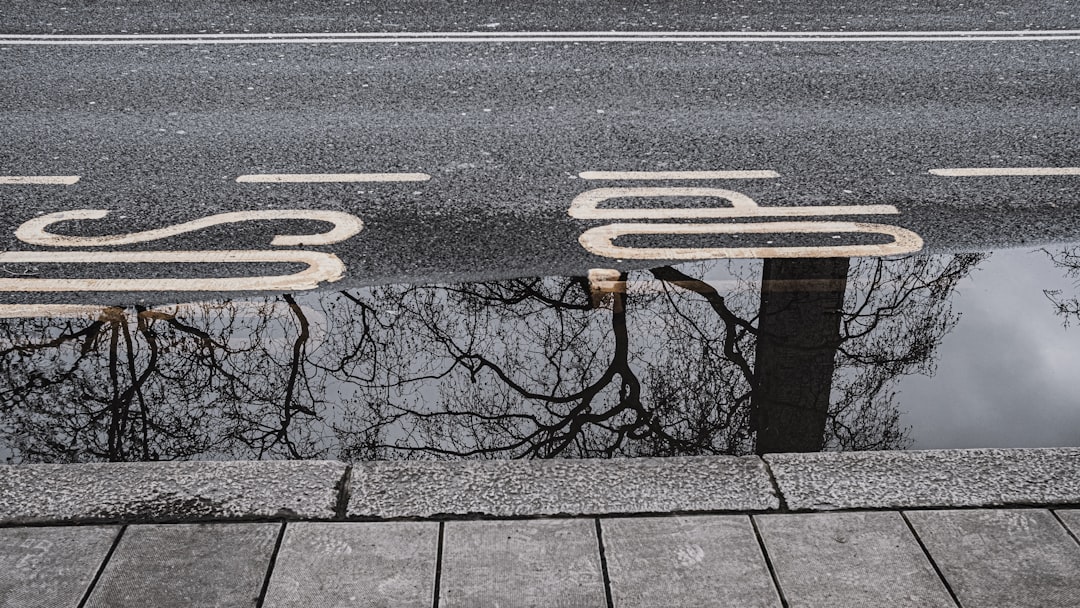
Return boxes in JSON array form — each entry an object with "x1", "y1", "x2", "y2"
[
  {"x1": 898, "y1": 248, "x2": 1080, "y2": 449},
  {"x1": 1, "y1": 246, "x2": 1079, "y2": 463}
]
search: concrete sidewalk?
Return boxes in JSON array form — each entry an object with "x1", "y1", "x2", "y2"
[{"x1": 2, "y1": 448, "x2": 1079, "y2": 607}]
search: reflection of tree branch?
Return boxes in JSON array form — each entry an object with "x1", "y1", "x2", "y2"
[
  {"x1": 272, "y1": 294, "x2": 316, "y2": 459},
  {"x1": 650, "y1": 266, "x2": 757, "y2": 386},
  {"x1": 0, "y1": 320, "x2": 105, "y2": 357},
  {"x1": 106, "y1": 319, "x2": 122, "y2": 460},
  {"x1": 443, "y1": 278, "x2": 594, "y2": 312},
  {"x1": 315, "y1": 291, "x2": 383, "y2": 382},
  {"x1": 117, "y1": 312, "x2": 153, "y2": 460},
  {"x1": 380, "y1": 287, "x2": 640, "y2": 458},
  {"x1": 1041, "y1": 247, "x2": 1080, "y2": 326}
]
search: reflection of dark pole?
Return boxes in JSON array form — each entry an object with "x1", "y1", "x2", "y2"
[{"x1": 752, "y1": 258, "x2": 849, "y2": 454}]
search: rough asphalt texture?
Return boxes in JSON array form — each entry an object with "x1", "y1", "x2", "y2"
[
  {"x1": 0, "y1": 1, "x2": 1078, "y2": 306},
  {"x1": 4, "y1": 0, "x2": 1080, "y2": 35}
]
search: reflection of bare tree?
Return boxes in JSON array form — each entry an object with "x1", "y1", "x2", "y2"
[
  {"x1": 830, "y1": 254, "x2": 985, "y2": 450},
  {"x1": 350, "y1": 274, "x2": 754, "y2": 459},
  {"x1": 0, "y1": 253, "x2": 985, "y2": 463},
  {"x1": 353, "y1": 254, "x2": 983, "y2": 458},
  {"x1": 0, "y1": 299, "x2": 328, "y2": 462},
  {"x1": 1042, "y1": 246, "x2": 1080, "y2": 324}
]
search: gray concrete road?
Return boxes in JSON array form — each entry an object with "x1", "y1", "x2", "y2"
[{"x1": 1, "y1": 1, "x2": 1078, "y2": 304}]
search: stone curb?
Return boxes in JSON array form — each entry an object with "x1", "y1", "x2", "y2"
[
  {"x1": 0, "y1": 460, "x2": 347, "y2": 525},
  {"x1": 765, "y1": 447, "x2": 1080, "y2": 511},
  {"x1": 348, "y1": 456, "x2": 779, "y2": 518},
  {"x1": 1, "y1": 448, "x2": 1078, "y2": 525}
]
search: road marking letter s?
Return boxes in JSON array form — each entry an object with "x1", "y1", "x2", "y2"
[{"x1": 1, "y1": 209, "x2": 364, "y2": 291}]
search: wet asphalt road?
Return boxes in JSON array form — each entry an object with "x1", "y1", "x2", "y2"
[
  {"x1": 1, "y1": 1, "x2": 1079, "y2": 304},
  {"x1": 4, "y1": 0, "x2": 1080, "y2": 34}
]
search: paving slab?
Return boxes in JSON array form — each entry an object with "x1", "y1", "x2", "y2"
[
  {"x1": 765, "y1": 448, "x2": 1080, "y2": 510},
  {"x1": 0, "y1": 460, "x2": 347, "y2": 524},
  {"x1": 349, "y1": 456, "x2": 778, "y2": 518},
  {"x1": 83, "y1": 522, "x2": 279, "y2": 608},
  {"x1": 906, "y1": 509, "x2": 1080, "y2": 608},
  {"x1": 439, "y1": 519, "x2": 607, "y2": 607},
  {"x1": 754, "y1": 511, "x2": 954, "y2": 608},
  {"x1": 0, "y1": 525, "x2": 118, "y2": 608},
  {"x1": 262, "y1": 522, "x2": 439, "y2": 608},
  {"x1": 602, "y1": 515, "x2": 781, "y2": 608}
]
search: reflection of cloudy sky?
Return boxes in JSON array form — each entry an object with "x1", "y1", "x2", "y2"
[{"x1": 899, "y1": 247, "x2": 1080, "y2": 449}]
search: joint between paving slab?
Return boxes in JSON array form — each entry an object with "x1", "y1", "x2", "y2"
[
  {"x1": 431, "y1": 522, "x2": 445, "y2": 608},
  {"x1": 814, "y1": 502, "x2": 1080, "y2": 514},
  {"x1": 900, "y1": 511, "x2": 963, "y2": 607},
  {"x1": 1051, "y1": 510, "x2": 1080, "y2": 549},
  {"x1": 254, "y1": 522, "x2": 287, "y2": 608},
  {"x1": 0, "y1": 513, "x2": 341, "y2": 528},
  {"x1": 749, "y1": 515, "x2": 790, "y2": 608},
  {"x1": 594, "y1": 519, "x2": 616, "y2": 608},
  {"x1": 8, "y1": 503, "x2": 1074, "y2": 528},
  {"x1": 768, "y1": 502, "x2": 1080, "y2": 517},
  {"x1": 339, "y1": 508, "x2": 785, "y2": 523},
  {"x1": 76, "y1": 524, "x2": 126, "y2": 608}
]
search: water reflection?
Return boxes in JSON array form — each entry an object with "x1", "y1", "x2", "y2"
[
  {"x1": 1042, "y1": 247, "x2": 1080, "y2": 325},
  {"x1": 0, "y1": 252, "x2": 1001, "y2": 462}
]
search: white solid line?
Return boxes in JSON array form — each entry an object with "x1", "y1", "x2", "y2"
[
  {"x1": 236, "y1": 173, "x2": 431, "y2": 183},
  {"x1": 0, "y1": 176, "x2": 80, "y2": 185},
  {"x1": 3, "y1": 30, "x2": 1080, "y2": 44},
  {"x1": 3, "y1": 29, "x2": 1080, "y2": 38},
  {"x1": 3, "y1": 29, "x2": 1079, "y2": 38},
  {"x1": 579, "y1": 170, "x2": 780, "y2": 180},
  {"x1": 5, "y1": 37, "x2": 1080, "y2": 45},
  {"x1": 930, "y1": 167, "x2": 1080, "y2": 177},
  {"x1": 6, "y1": 29, "x2": 1080, "y2": 38}
]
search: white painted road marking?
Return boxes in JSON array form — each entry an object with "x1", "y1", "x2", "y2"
[
  {"x1": 579, "y1": 171, "x2": 780, "y2": 180},
  {"x1": 236, "y1": 173, "x2": 431, "y2": 183},
  {"x1": 0, "y1": 250, "x2": 346, "y2": 292},
  {"x1": 0, "y1": 301, "x2": 325, "y2": 325},
  {"x1": 569, "y1": 187, "x2": 898, "y2": 220},
  {"x1": 3, "y1": 30, "x2": 1080, "y2": 45},
  {"x1": 930, "y1": 167, "x2": 1080, "y2": 177},
  {"x1": 0, "y1": 304, "x2": 109, "y2": 318},
  {"x1": 15, "y1": 209, "x2": 364, "y2": 248},
  {"x1": 2, "y1": 209, "x2": 363, "y2": 292},
  {"x1": 578, "y1": 221, "x2": 924, "y2": 260},
  {"x1": 0, "y1": 176, "x2": 80, "y2": 185},
  {"x1": 8, "y1": 30, "x2": 1080, "y2": 38}
]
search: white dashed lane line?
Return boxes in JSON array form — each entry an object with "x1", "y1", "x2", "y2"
[
  {"x1": 579, "y1": 171, "x2": 780, "y2": 180},
  {"x1": 0, "y1": 176, "x2": 80, "y2": 185},
  {"x1": 567, "y1": 187, "x2": 898, "y2": 220},
  {"x1": 236, "y1": 173, "x2": 431, "y2": 183},
  {"x1": 930, "y1": 167, "x2": 1080, "y2": 177}
]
